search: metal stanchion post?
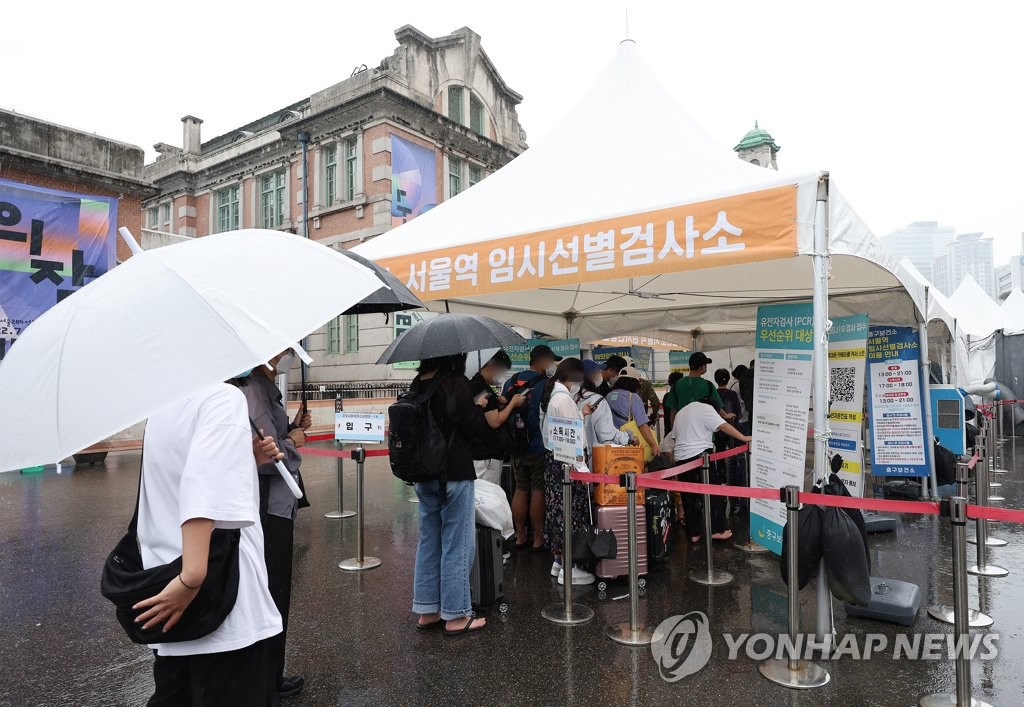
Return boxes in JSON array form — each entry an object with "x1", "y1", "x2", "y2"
[
  {"x1": 760, "y1": 485, "x2": 830, "y2": 689},
  {"x1": 542, "y1": 463, "x2": 594, "y2": 625},
  {"x1": 967, "y1": 447, "x2": 1008, "y2": 578},
  {"x1": 607, "y1": 472, "x2": 661, "y2": 645},
  {"x1": 689, "y1": 452, "x2": 733, "y2": 586},
  {"x1": 326, "y1": 395, "x2": 355, "y2": 519},
  {"x1": 928, "y1": 462, "x2": 994, "y2": 627},
  {"x1": 968, "y1": 445, "x2": 1007, "y2": 546},
  {"x1": 736, "y1": 446, "x2": 770, "y2": 554},
  {"x1": 339, "y1": 446, "x2": 381, "y2": 571},
  {"x1": 324, "y1": 446, "x2": 355, "y2": 519},
  {"x1": 993, "y1": 401, "x2": 1008, "y2": 475},
  {"x1": 921, "y1": 496, "x2": 994, "y2": 707},
  {"x1": 981, "y1": 428, "x2": 1004, "y2": 501}
]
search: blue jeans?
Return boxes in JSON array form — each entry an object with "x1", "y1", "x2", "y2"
[{"x1": 412, "y1": 480, "x2": 476, "y2": 620}]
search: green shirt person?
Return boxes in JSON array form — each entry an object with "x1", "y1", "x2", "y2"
[{"x1": 664, "y1": 352, "x2": 730, "y2": 424}]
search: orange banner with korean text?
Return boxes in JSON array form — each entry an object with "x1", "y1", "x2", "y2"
[{"x1": 376, "y1": 185, "x2": 798, "y2": 301}]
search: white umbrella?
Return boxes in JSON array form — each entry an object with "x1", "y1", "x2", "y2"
[{"x1": 0, "y1": 228, "x2": 383, "y2": 480}]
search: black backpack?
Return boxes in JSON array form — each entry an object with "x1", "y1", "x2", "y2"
[
  {"x1": 388, "y1": 373, "x2": 453, "y2": 484},
  {"x1": 497, "y1": 372, "x2": 545, "y2": 456}
]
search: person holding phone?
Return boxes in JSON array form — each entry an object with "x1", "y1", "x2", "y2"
[{"x1": 237, "y1": 350, "x2": 311, "y2": 700}]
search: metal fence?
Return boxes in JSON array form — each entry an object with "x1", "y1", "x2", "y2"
[{"x1": 287, "y1": 381, "x2": 411, "y2": 402}]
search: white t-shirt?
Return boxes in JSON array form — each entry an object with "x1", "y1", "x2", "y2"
[
  {"x1": 138, "y1": 383, "x2": 282, "y2": 657},
  {"x1": 670, "y1": 401, "x2": 725, "y2": 461}
]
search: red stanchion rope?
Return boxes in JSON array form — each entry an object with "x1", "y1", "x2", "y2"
[
  {"x1": 799, "y1": 492, "x2": 941, "y2": 516},
  {"x1": 966, "y1": 505, "x2": 1024, "y2": 523},
  {"x1": 967, "y1": 451, "x2": 980, "y2": 470},
  {"x1": 304, "y1": 432, "x2": 336, "y2": 443}
]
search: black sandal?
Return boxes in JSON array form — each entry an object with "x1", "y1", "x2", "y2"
[
  {"x1": 443, "y1": 615, "x2": 486, "y2": 637},
  {"x1": 415, "y1": 618, "x2": 443, "y2": 632}
]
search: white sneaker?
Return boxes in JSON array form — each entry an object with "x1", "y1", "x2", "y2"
[
  {"x1": 550, "y1": 561, "x2": 562, "y2": 577},
  {"x1": 557, "y1": 566, "x2": 596, "y2": 586}
]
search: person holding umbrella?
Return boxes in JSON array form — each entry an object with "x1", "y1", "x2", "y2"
[{"x1": 237, "y1": 350, "x2": 312, "y2": 699}]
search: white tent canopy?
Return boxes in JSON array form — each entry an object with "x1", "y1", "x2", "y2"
[
  {"x1": 1001, "y1": 288, "x2": 1024, "y2": 335},
  {"x1": 950, "y1": 275, "x2": 1003, "y2": 338},
  {"x1": 354, "y1": 40, "x2": 922, "y2": 342}
]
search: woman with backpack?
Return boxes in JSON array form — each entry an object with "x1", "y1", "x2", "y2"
[
  {"x1": 605, "y1": 367, "x2": 661, "y2": 459},
  {"x1": 407, "y1": 353, "x2": 490, "y2": 636},
  {"x1": 540, "y1": 357, "x2": 596, "y2": 586}
]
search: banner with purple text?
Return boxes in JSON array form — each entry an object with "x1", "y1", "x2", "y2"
[{"x1": 0, "y1": 179, "x2": 117, "y2": 360}]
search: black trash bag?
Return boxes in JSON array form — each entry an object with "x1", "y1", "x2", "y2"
[
  {"x1": 933, "y1": 441, "x2": 957, "y2": 487},
  {"x1": 780, "y1": 504, "x2": 824, "y2": 590},
  {"x1": 816, "y1": 462, "x2": 871, "y2": 606}
]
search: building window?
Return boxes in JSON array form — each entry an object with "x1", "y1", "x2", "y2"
[
  {"x1": 470, "y1": 94, "x2": 484, "y2": 135},
  {"x1": 468, "y1": 164, "x2": 483, "y2": 188},
  {"x1": 323, "y1": 145, "x2": 338, "y2": 206},
  {"x1": 260, "y1": 170, "x2": 286, "y2": 228},
  {"x1": 344, "y1": 138, "x2": 358, "y2": 201},
  {"x1": 448, "y1": 157, "x2": 462, "y2": 198},
  {"x1": 344, "y1": 314, "x2": 359, "y2": 353},
  {"x1": 160, "y1": 203, "x2": 172, "y2": 229},
  {"x1": 326, "y1": 316, "x2": 341, "y2": 354},
  {"x1": 147, "y1": 207, "x2": 159, "y2": 228},
  {"x1": 216, "y1": 185, "x2": 240, "y2": 232},
  {"x1": 448, "y1": 86, "x2": 463, "y2": 123}
]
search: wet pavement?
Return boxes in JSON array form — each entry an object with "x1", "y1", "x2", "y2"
[{"x1": 2, "y1": 438, "x2": 1023, "y2": 706}]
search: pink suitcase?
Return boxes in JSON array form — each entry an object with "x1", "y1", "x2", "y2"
[{"x1": 595, "y1": 505, "x2": 648, "y2": 579}]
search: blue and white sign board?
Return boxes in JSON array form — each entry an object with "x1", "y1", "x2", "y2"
[
  {"x1": 827, "y1": 314, "x2": 870, "y2": 497},
  {"x1": 749, "y1": 302, "x2": 815, "y2": 555},
  {"x1": 931, "y1": 385, "x2": 967, "y2": 455},
  {"x1": 546, "y1": 416, "x2": 585, "y2": 465},
  {"x1": 867, "y1": 326, "x2": 930, "y2": 477},
  {"x1": 335, "y1": 412, "x2": 386, "y2": 443}
]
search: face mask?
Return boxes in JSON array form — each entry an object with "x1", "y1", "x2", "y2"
[
  {"x1": 608, "y1": 374, "x2": 620, "y2": 387},
  {"x1": 590, "y1": 374, "x2": 603, "y2": 387},
  {"x1": 569, "y1": 382, "x2": 582, "y2": 396},
  {"x1": 545, "y1": 364, "x2": 557, "y2": 377}
]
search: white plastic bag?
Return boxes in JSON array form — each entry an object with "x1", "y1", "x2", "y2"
[{"x1": 474, "y1": 479, "x2": 514, "y2": 539}]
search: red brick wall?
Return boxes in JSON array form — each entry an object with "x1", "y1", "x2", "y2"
[
  {"x1": 0, "y1": 166, "x2": 143, "y2": 262},
  {"x1": 195, "y1": 192, "x2": 211, "y2": 235}
]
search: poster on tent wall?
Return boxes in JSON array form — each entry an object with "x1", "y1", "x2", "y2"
[
  {"x1": 390, "y1": 134, "x2": 437, "y2": 227},
  {"x1": 867, "y1": 326, "x2": 930, "y2": 477},
  {"x1": 388, "y1": 185, "x2": 797, "y2": 299},
  {"x1": 827, "y1": 314, "x2": 869, "y2": 496},
  {"x1": 0, "y1": 178, "x2": 117, "y2": 362},
  {"x1": 594, "y1": 335, "x2": 679, "y2": 350},
  {"x1": 668, "y1": 350, "x2": 692, "y2": 374},
  {"x1": 507, "y1": 338, "x2": 580, "y2": 373},
  {"x1": 749, "y1": 302, "x2": 814, "y2": 554},
  {"x1": 391, "y1": 310, "x2": 439, "y2": 370}
]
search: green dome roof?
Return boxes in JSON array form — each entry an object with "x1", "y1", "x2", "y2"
[{"x1": 733, "y1": 121, "x2": 781, "y2": 152}]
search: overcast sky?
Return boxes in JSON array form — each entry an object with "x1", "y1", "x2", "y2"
[{"x1": 5, "y1": 1, "x2": 1022, "y2": 264}]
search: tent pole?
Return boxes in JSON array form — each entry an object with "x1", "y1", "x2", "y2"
[
  {"x1": 811, "y1": 173, "x2": 834, "y2": 649},
  {"x1": 920, "y1": 286, "x2": 939, "y2": 499}
]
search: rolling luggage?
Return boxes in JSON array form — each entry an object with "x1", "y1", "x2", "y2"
[
  {"x1": 844, "y1": 577, "x2": 921, "y2": 626},
  {"x1": 595, "y1": 505, "x2": 648, "y2": 580},
  {"x1": 470, "y1": 525, "x2": 505, "y2": 608},
  {"x1": 645, "y1": 490, "x2": 674, "y2": 569}
]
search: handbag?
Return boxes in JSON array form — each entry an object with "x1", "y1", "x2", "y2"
[
  {"x1": 100, "y1": 464, "x2": 242, "y2": 644},
  {"x1": 619, "y1": 393, "x2": 654, "y2": 463},
  {"x1": 572, "y1": 483, "x2": 617, "y2": 561}
]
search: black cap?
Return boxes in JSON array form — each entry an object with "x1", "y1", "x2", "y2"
[
  {"x1": 604, "y1": 354, "x2": 628, "y2": 372},
  {"x1": 530, "y1": 344, "x2": 562, "y2": 364},
  {"x1": 689, "y1": 352, "x2": 712, "y2": 368}
]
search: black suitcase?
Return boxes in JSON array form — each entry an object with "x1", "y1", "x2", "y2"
[
  {"x1": 645, "y1": 490, "x2": 674, "y2": 569},
  {"x1": 471, "y1": 525, "x2": 505, "y2": 608}
]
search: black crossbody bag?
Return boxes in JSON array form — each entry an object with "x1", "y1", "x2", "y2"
[{"x1": 100, "y1": 460, "x2": 242, "y2": 644}]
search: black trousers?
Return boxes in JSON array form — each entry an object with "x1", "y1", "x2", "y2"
[
  {"x1": 677, "y1": 452, "x2": 728, "y2": 539},
  {"x1": 261, "y1": 513, "x2": 295, "y2": 688},
  {"x1": 149, "y1": 637, "x2": 278, "y2": 706}
]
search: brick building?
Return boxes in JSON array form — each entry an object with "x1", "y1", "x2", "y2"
[
  {"x1": 144, "y1": 25, "x2": 526, "y2": 384},
  {"x1": 0, "y1": 108, "x2": 157, "y2": 264}
]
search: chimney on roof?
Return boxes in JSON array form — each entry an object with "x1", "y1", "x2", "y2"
[{"x1": 181, "y1": 115, "x2": 203, "y2": 155}]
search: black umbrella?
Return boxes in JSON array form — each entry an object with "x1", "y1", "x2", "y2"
[
  {"x1": 376, "y1": 313, "x2": 526, "y2": 364},
  {"x1": 341, "y1": 251, "x2": 424, "y2": 315}
]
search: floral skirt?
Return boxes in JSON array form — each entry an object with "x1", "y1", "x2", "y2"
[{"x1": 542, "y1": 452, "x2": 593, "y2": 558}]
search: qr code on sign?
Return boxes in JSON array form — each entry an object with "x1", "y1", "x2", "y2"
[{"x1": 831, "y1": 366, "x2": 857, "y2": 403}]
